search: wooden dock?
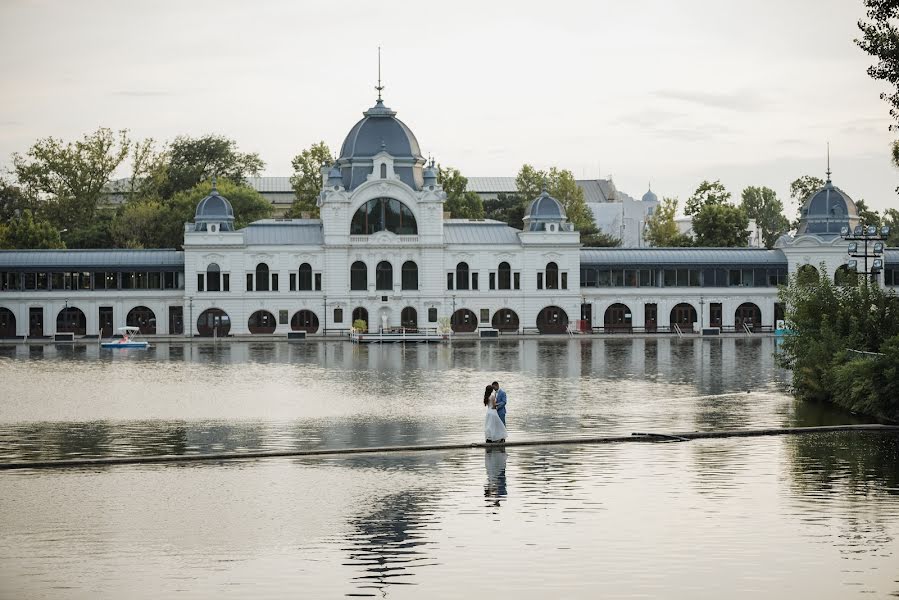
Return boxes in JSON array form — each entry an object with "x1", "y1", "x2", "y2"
[{"x1": 349, "y1": 328, "x2": 448, "y2": 344}]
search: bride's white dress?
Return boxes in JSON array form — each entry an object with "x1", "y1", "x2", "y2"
[{"x1": 485, "y1": 391, "x2": 508, "y2": 442}]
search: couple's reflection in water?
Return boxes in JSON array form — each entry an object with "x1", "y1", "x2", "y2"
[{"x1": 485, "y1": 447, "x2": 508, "y2": 507}]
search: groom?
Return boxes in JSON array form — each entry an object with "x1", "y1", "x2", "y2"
[{"x1": 492, "y1": 381, "x2": 507, "y2": 425}]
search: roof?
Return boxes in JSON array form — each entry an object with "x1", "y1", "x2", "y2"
[
  {"x1": 443, "y1": 220, "x2": 522, "y2": 244},
  {"x1": 0, "y1": 249, "x2": 184, "y2": 270},
  {"x1": 527, "y1": 191, "x2": 566, "y2": 220},
  {"x1": 244, "y1": 177, "x2": 294, "y2": 193},
  {"x1": 580, "y1": 248, "x2": 787, "y2": 267},
  {"x1": 339, "y1": 100, "x2": 422, "y2": 160},
  {"x1": 576, "y1": 179, "x2": 618, "y2": 203},
  {"x1": 242, "y1": 220, "x2": 323, "y2": 245},
  {"x1": 466, "y1": 177, "x2": 518, "y2": 193}
]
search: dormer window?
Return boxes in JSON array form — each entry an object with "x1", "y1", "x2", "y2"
[{"x1": 350, "y1": 198, "x2": 417, "y2": 235}]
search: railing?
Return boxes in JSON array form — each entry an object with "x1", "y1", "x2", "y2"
[
  {"x1": 847, "y1": 348, "x2": 885, "y2": 361},
  {"x1": 673, "y1": 323, "x2": 683, "y2": 338},
  {"x1": 743, "y1": 323, "x2": 753, "y2": 336}
]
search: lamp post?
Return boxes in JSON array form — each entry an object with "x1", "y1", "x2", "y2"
[
  {"x1": 841, "y1": 224, "x2": 890, "y2": 283},
  {"x1": 451, "y1": 294, "x2": 456, "y2": 334},
  {"x1": 699, "y1": 297, "x2": 705, "y2": 333},
  {"x1": 323, "y1": 294, "x2": 327, "y2": 336}
]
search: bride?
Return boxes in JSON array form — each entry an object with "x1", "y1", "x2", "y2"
[{"x1": 484, "y1": 385, "x2": 508, "y2": 443}]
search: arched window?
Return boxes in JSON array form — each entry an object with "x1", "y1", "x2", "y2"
[
  {"x1": 669, "y1": 303, "x2": 697, "y2": 332},
  {"x1": 207, "y1": 263, "x2": 221, "y2": 292},
  {"x1": 126, "y1": 306, "x2": 156, "y2": 334},
  {"x1": 248, "y1": 310, "x2": 276, "y2": 334},
  {"x1": 380, "y1": 163, "x2": 388, "y2": 179},
  {"x1": 735, "y1": 303, "x2": 762, "y2": 332},
  {"x1": 401, "y1": 307, "x2": 417, "y2": 329},
  {"x1": 197, "y1": 308, "x2": 230, "y2": 337},
  {"x1": 796, "y1": 264, "x2": 819, "y2": 286},
  {"x1": 603, "y1": 303, "x2": 632, "y2": 332},
  {"x1": 498, "y1": 262, "x2": 511, "y2": 290},
  {"x1": 402, "y1": 261, "x2": 418, "y2": 291},
  {"x1": 350, "y1": 198, "x2": 417, "y2": 235},
  {"x1": 376, "y1": 261, "x2": 393, "y2": 291},
  {"x1": 352, "y1": 307, "x2": 369, "y2": 332},
  {"x1": 255, "y1": 263, "x2": 269, "y2": 292},
  {"x1": 456, "y1": 262, "x2": 470, "y2": 291},
  {"x1": 536, "y1": 306, "x2": 568, "y2": 334},
  {"x1": 56, "y1": 307, "x2": 86, "y2": 335},
  {"x1": 351, "y1": 261, "x2": 368, "y2": 291},
  {"x1": 546, "y1": 262, "x2": 559, "y2": 290},
  {"x1": 290, "y1": 310, "x2": 319, "y2": 333},
  {"x1": 298, "y1": 263, "x2": 313, "y2": 291},
  {"x1": 491, "y1": 308, "x2": 519, "y2": 332},
  {"x1": 451, "y1": 308, "x2": 478, "y2": 333},
  {"x1": 0, "y1": 307, "x2": 16, "y2": 337}
]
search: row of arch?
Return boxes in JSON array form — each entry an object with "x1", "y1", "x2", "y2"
[
  {"x1": 351, "y1": 260, "x2": 418, "y2": 291},
  {"x1": 0, "y1": 306, "x2": 162, "y2": 336}
]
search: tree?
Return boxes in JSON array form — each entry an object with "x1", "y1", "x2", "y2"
[
  {"x1": 789, "y1": 175, "x2": 824, "y2": 228},
  {"x1": 515, "y1": 164, "x2": 595, "y2": 232},
  {"x1": 856, "y1": 1, "x2": 899, "y2": 129},
  {"x1": 287, "y1": 141, "x2": 333, "y2": 218},
  {"x1": 740, "y1": 186, "x2": 790, "y2": 248},
  {"x1": 128, "y1": 138, "x2": 169, "y2": 200},
  {"x1": 0, "y1": 209, "x2": 65, "y2": 249},
  {"x1": 882, "y1": 207, "x2": 899, "y2": 245},
  {"x1": 63, "y1": 210, "x2": 116, "y2": 248},
  {"x1": 0, "y1": 177, "x2": 34, "y2": 221},
  {"x1": 581, "y1": 229, "x2": 622, "y2": 247},
  {"x1": 12, "y1": 127, "x2": 130, "y2": 231},
  {"x1": 484, "y1": 193, "x2": 526, "y2": 230},
  {"x1": 692, "y1": 203, "x2": 750, "y2": 247},
  {"x1": 174, "y1": 179, "x2": 272, "y2": 232},
  {"x1": 437, "y1": 165, "x2": 484, "y2": 219},
  {"x1": 644, "y1": 197, "x2": 693, "y2": 247},
  {"x1": 162, "y1": 135, "x2": 264, "y2": 198},
  {"x1": 684, "y1": 179, "x2": 730, "y2": 216},
  {"x1": 855, "y1": 199, "x2": 882, "y2": 228}
]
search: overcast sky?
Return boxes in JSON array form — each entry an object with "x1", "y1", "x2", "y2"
[{"x1": 1, "y1": 0, "x2": 896, "y2": 213}]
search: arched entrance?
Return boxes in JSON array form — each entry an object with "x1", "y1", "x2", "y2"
[
  {"x1": 491, "y1": 308, "x2": 519, "y2": 332},
  {"x1": 604, "y1": 303, "x2": 633, "y2": 332},
  {"x1": 0, "y1": 308, "x2": 15, "y2": 337},
  {"x1": 197, "y1": 308, "x2": 231, "y2": 337},
  {"x1": 57, "y1": 307, "x2": 86, "y2": 335},
  {"x1": 451, "y1": 308, "x2": 478, "y2": 333},
  {"x1": 352, "y1": 307, "x2": 369, "y2": 332},
  {"x1": 797, "y1": 264, "x2": 819, "y2": 286},
  {"x1": 669, "y1": 303, "x2": 697, "y2": 333},
  {"x1": 536, "y1": 306, "x2": 568, "y2": 334},
  {"x1": 126, "y1": 306, "x2": 156, "y2": 334},
  {"x1": 735, "y1": 302, "x2": 762, "y2": 332},
  {"x1": 290, "y1": 310, "x2": 319, "y2": 333},
  {"x1": 401, "y1": 307, "x2": 417, "y2": 330},
  {"x1": 248, "y1": 310, "x2": 276, "y2": 334}
]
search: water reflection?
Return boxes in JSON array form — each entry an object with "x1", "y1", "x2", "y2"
[{"x1": 484, "y1": 448, "x2": 508, "y2": 507}]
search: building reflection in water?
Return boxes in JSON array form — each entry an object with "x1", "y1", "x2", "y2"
[{"x1": 484, "y1": 447, "x2": 508, "y2": 507}]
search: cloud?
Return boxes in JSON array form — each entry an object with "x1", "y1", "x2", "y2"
[
  {"x1": 111, "y1": 90, "x2": 174, "y2": 97},
  {"x1": 653, "y1": 89, "x2": 767, "y2": 112}
]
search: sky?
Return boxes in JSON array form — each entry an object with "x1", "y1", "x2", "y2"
[{"x1": 0, "y1": 0, "x2": 897, "y2": 214}]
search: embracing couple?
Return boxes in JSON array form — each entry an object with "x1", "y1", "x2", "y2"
[{"x1": 483, "y1": 381, "x2": 508, "y2": 443}]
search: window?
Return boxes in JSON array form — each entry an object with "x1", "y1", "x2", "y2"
[
  {"x1": 197, "y1": 273, "x2": 205, "y2": 292},
  {"x1": 537, "y1": 273, "x2": 544, "y2": 289},
  {"x1": 456, "y1": 262, "x2": 469, "y2": 290},
  {"x1": 207, "y1": 263, "x2": 221, "y2": 292},
  {"x1": 223, "y1": 274, "x2": 229, "y2": 292},
  {"x1": 480, "y1": 308, "x2": 489, "y2": 322},
  {"x1": 334, "y1": 308, "x2": 344, "y2": 323},
  {"x1": 350, "y1": 198, "x2": 418, "y2": 235},
  {"x1": 612, "y1": 270, "x2": 624, "y2": 287},
  {"x1": 489, "y1": 273, "x2": 496, "y2": 290},
  {"x1": 561, "y1": 272, "x2": 568, "y2": 289},
  {"x1": 401, "y1": 307, "x2": 417, "y2": 329},
  {"x1": 581, "y1": 267, "x2": 596, "y2": 287},
  {"x1": 471, "y1": 272, "x2": 479, "y2": 290},
  {"x1": 729, "y1": 269, "x2": 741, "y2": 286},
  {"x1": 298, "y1": 263, "x2": 313, "y2": 291},
  {"x1": 376, "y1": 261, "x2": 393, "y2": 291},
  {"x1": 315, "y1": 273, "x2": 321, "y2": 291},
  {"x1": 401, "y1": 261, "x2": 418, "y2": 291},
  {"x1": 246, "y1": 273, "x2": 253, "y2": 291},
  {"x1": 447, "y1": 273, "x2": 454, "y2": 290},
  {"x1": 663, "y1": 269, "x2": 677, "y2": 287},
  {"x1": 689, "y1": 269, "x2": 701, "y2": 287},
  {"x1": 514, "y1": 272, "x2": 520, "y2": 290},
  {"x1": 498, "y1": 262, "x2": 511, "y2": 290},
  {"x1": 164, "y1": 272, "x2": 175, "y2": 290},
  {"x1": 380, "y1": 163, "x2": 387, "y2": 179},
  {"x1": 428, "y1": 307, "x2": 438, "y2": 322},
  {"x1": 271, "y1": 273, "x2": 278, "y2": 292},
  {"x1": 255, "y1": 263, "x2": 269, "y2": 292},
  {"x1": 597, "y1": 270, "x2": 611, "y2": 287},
  {"x1": 290, "y1": 273, "x2": 296, "y2": 291},
  {"x1": 351, "y1": 261, "x2": 368, "y2": 291},
  {"x1": 639, "y1": 269, "x2": 655, "y2": 287},
  {"x1": 546, "y1": 262, "x2": 559, "y2": 290}
]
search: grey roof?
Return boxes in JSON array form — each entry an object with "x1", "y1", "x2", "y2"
[
  {"x1": 245, "y1": 176, "x2": 294, "y2": 193},
  {"x1": 527, "y1": 191, "x2": 566, "y2": 220},
  {"x1": 642, "y1": 188, "x2": 658, "y2": 203},
  {"x1": 0, "y1": 250, "x2": 184, "y2": 270},
  {"x1": 242, "y1": 220, "x2": 323, "y2": 245},
  {"x1": 797, "y1": 178, "x2": 857, "y2": 237},
  {"x1": 444, "y1": 220, "x2": 522, "y2": 244},
  {"x1": 576, "y1": 179, "x2": 619, "y2": 203},
  {"x1": 195, "y1": 189, "x2": 234, "y2": 220},
  {"x1": 580, "y1": 248, "x2": 787, "y2": 267},
  {"x1": 886, "y1": 249, "x2": 899, "y2": 264},
  {"x1": 466, "y1": 177, "x2": 518, "y2": 193},
  {"x1": 339, "y1": 100, "x2": 422, "y2": 160}
]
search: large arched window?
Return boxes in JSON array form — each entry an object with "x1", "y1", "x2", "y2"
[
  {"x1": 498, "y1": 262, "x2": 511, "y2": 290},
  {"x1": 207, "y1": 263, "x2": 221, "y2": 292},
  {"x1": 291, "y1": 310, "x2": 319, "y2": 333},
  {"x1": 350, "y1": 198, "x2": 417, "y2": 235},
  {"x1": 57, "y1": 307, "x2": 86, "y2": 335},
  {"x1": 351, "y1": 261, "x2": 368, "y2": 291},
  {"x1": 402, "y1": 261, "x2": 418, "y2": 291},
  {"x1": 197, "y1": 308, "x2": 230, "y2": 337},
  {"x1": 255, "y1": 263, "x2": 269, "y2": 292},
  {"x1": 127, "y1": 306, "x2": 156, "y2": 334},
  {"x1": 401, "y1": 307, "x2": 417, "y2": 329},
  {"x1": 298, "y1": 263, "x2": 313, "y2": 291},
  {"x1": 376, "y1": 261, "x2": 393, "y2": 291},
  {"x1": 456, "y1": 262, "x2": 470, "y2": 291},
  {"x1": 545, "y1": 262, "x2": 559, "y2": 290}
]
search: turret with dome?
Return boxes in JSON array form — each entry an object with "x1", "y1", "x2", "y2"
[
  {"x1": 795, "y1": 160, "x2": 859, "y2": 238},
  {"x1": 192, "y1": 178, "x2": 234, "y2": 233}
]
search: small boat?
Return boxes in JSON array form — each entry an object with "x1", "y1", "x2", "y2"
[{"x1": 101, "y1": 326, "x2": 150, "y2": 349}]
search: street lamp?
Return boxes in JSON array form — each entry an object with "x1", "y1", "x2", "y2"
[{"x1": 841, "y1": 224, "x2": 889, "y2": 282}]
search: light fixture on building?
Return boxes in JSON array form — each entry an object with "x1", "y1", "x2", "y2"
[
  {"x1": 840, "y1": 226, "x2": 849, "y2": 237},
  {"x1": 872, "y1": 258, "x2": 883, "y2": 272},
  {"x1": 882, "y1": 225, "x2": 892, "y2": 237},
  {"x1": 866, "y1": 225, "x2": 877, "y2": 236},
  {"x1": 848, "y1": 242, "x2": 858, "y2": 254},
  {"x1": 847, "y1": 260, "x2": 858, "y2": 271},
  {"x1": 873, "y1": 242, "x2": 884, "y2": 255}
]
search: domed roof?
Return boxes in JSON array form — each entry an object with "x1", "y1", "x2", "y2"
[
  {"x1": 796, "y1": 172, "x2": 858, "y2": 237},
  {"x1": 338, "y1": 99, "x2": 422, "y2": 160},
  {"x1": 642, "y1": 186, "x2": 658, "y2": 203},
  {"x1": 193, "y1": 182, "x2": 235, "y2": 232},
  {"x1": 527, "y1": 189, "x2": 566, "y2": 220}
]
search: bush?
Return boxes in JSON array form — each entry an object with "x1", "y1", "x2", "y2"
[{"x1": 352, "y1": 319, "x2": 367, "y2": 332}]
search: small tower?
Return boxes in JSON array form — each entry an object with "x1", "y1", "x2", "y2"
[
  {"x1": 522, "y1": 187, "x2": 571, "y2": 233},
  {"x1": 192, "y1": 179, "x2": 235, "y2": 233}
]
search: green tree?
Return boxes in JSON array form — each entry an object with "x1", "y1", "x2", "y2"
[
  {"x1": 515, "y1": 164, "x2": 595, "y2": 232},
  {"x1": 0, "y1": 177, "x2": 35, "y2": 221},
  {"x1": 692, "y1": 203, "x2": 750, "y2": 247},
  {"x1": 483, "y1": 192, "x2": 526, "y2": 229},
  {"x1": 128, "y1": 137, "x2": 169, "y2": 200},
  {"x1": 12, "y1": 127, "x2": 130, "y2": 231},
  {"x1": 740, "y1": 186, "x2": 790, "y2": 248},
  {"x1": 437, "y1": 165, "x2": 484, "y2": 219},
  {"x1": 855, "y1": 198, "x2": 882, "y2": 228},
  {"x1": 161, "y1": 135, "x2": 264, "y2": 198},
  {"x1": 684, "y1": 179, "x2": 730, "y2": 216},
  {"x1": 644, "y1": 197, "x2": 693, "y2": 247},
  {"x1": 856, "y1": 1, "x2": 899, "y2": 129},
  {"x1": 63, "y1": 210, "x2": 116, "y2": 248},
  {"x1": 581, "y1": 229, "x2": 622, "y2": 247},
  {"x1": 789, "y1": 175, "x2": 825, "y2": 228},
  {"x1": 0, "y1": 209, "x2": 65, "y2": 249},
  {"x1": 287, "y1": 141, "x2": 333, "y2": 218},
  {"x1": 882, "y1": 207, "x2": 899, "y2": 245}
]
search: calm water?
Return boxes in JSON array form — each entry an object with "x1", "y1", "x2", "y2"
[{"x1": 1, "y1": 338, "x2": 898, "y2": 598}]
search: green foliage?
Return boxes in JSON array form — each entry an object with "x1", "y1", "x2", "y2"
[
  {"x1": 644, "y1": 197, "x2": 693, "y2": 247},
  {"x1": 580, "y1": 229, "x2": 622, "y2": 247},
  {"x1": 789, "y1": 175, "x2": 825, "y2": 228},
  {"x1": 882, "y1": 207, "x2": 899, "y2": 245},
  {"x1": 778, "y1": 266, "x2": 899, "y2": 419},
  {"x1": 856, "y1": 1, "x2": 899, "y2": 130},
  {"x1": 855, "y1": 199, "x2": 882, "y2": 228},
  {"x1": 352, "y1": 319, "x2": 367, "y2": 332},
  {"x1": 692, "y1": 203, "x2": 750, "y2": 247},
  {"x1": 128, "y1": 138, "x2": 169, "y2": 199},
  {"x1": 0, "y1": 209, "x2": 65, "y2": 249},
  {"x1": 685, "y1": 179, "x2": 731, "y2": 216},
  {"x1": 740, "y1": 186, "x2": 789, "y2": 248},
  {"x1": 515, "y1": 164, "x2": 595, "y2": 231},
  {"x1": 12, "y1": 127, "x2": 130, "y2": 231},
  {"x1": 437, "y1": 166, "x2": 484, "y2": 219},
  {"x1": 287, "y1": 141, "x2": 333, "y2": 218},
  {"x1": 63, "y1": 210, "x2": 116, "y2": 248},
  {"x1": 161, "y1": 135, "x2": 264, "y2": 198},
  {"x1": 483, "y1": 193, "x2": 525, "y2": 230},
  {"x1": 0, "y1": 177, "x2": 35, "y2": 221}
]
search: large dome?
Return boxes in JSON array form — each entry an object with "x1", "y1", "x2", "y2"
[
  {"x1": 339, "y1": 99, "x2": 422, "y2": 160},
  {"x1": 193, "y1": 183, "x2": 235, "y2": 232},
  {"x1": 796, "y1": 175, "x2": 858, "y2": 237}
]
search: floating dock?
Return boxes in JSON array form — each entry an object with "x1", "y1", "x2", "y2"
[{"x1": 349, "y1": 329, "x2": 448, "y2": 344}]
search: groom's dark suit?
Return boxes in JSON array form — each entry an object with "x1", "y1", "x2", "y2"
[{"x1": 495, "y1": 388, "x2": 507, "y2": 425}]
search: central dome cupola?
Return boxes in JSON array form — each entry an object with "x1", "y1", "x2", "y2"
[{"x1": 796, "y1": 156, "x2": 859, "y2": 238}]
